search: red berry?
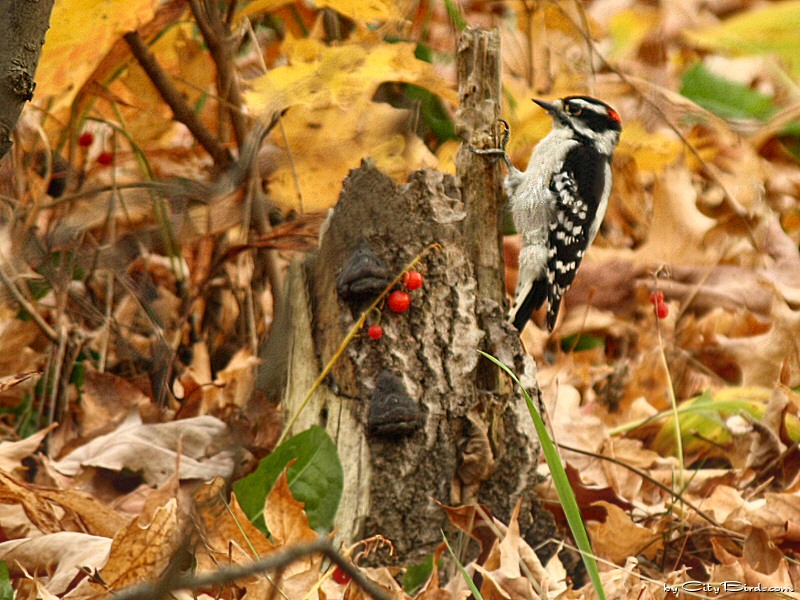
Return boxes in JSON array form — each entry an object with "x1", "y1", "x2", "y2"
[
  {"x1": 387, "y1": 290, "x2": 411, "y2": 313},
  {"x1": 649, "y1": 290, "x2": 665, "y2": 305},
  {"x1": 332, "y1": 566, "x2": 351, "y2": 585},
  {"x1": 78, "y1": 132, "x2": 94, "y2": 147},
  {"x1": 656, "y1": 301, "x2": 669, "y2": 319},
  {"x1": 403, "y1": 270, "x2": 424, "y2": 291},
  {"x1": 97, "y1": 151, "x2": 114, "y2": 166},
  {"x1": 367, "y1": 324, "x2": 383, "y2": 340}
]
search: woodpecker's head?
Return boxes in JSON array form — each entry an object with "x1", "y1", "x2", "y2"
[{"x1": 534, "y1": 96, "x2": 622, "y2": 155}]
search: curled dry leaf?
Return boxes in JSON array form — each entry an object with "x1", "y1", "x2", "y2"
[
  {"x1": 242, "y1": 470, "x2": 324, "y2": 599},
  {"x1": 0, "y1": 532, "x2": 112, "y2": 595},
  {"x1": 715, "y1": 297, "x2": 800, "y2": 387},
  {"x1": 50, "y1": 414, "x2": 236, "y2": 486},
  {"x1": 73, "y1": 370, "x2": 151, "y2": 443},
  {"x1": 0, "y1": 424, "x2": 52, "y2": 475},
  {"x1": 264, "y1": 468, "x2": 318, "y2": 548}
]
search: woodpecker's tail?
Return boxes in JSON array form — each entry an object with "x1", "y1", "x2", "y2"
[
  {"x1": 545, "y1": 293, "x2": 563, "y2": 331},
  {"x1": 509, "y1": 276, "x2": 548, "y2": 332}
]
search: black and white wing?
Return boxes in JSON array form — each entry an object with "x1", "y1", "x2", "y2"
[{"x1": 543, "y1": 144, "x2": 611, "y2": 330}]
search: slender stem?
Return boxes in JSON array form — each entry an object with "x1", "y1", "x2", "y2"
[
  {"x1": 188, "y1": 0, "x2": 248, "y2": 146},
  {"x1": 652, "y1": 275, "x2": 685, "y2": 493}
]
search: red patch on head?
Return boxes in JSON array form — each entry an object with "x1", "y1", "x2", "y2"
[{"x1": 607, "y1": 108, "x2": 622, "y2": 123}]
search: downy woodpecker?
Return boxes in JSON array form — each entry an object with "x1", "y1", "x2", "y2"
[{"x1": 478, "y1": 96, "x2": 622, "y2": 331}]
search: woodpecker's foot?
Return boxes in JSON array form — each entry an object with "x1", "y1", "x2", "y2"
[{"x1": 468, "y1": 119, "x2": 511, "y2": 168}]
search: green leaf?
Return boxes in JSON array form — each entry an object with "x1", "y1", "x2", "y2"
[
  {"x1": 680, "y1": 62, "x2": 775, "y2": 120},
  {"x1": 443, "y1": 0, "x2": 466, "y2": 30},
  {"x1": 404, "y1": 83, "x2": 457, "y2": 143},
  {"x1": 560, "y1": 333, "x2": 605, "y2": 352},
  {"x1": 684, "y1": 1, "x2": 800, "y2": 78},
  {"x1": 403, "y1": 555, "x2": 435, "y2": 595},
  {"x1": 0, "y1": 561, "x2": 12, "y2": 600},
  {"x1": 233, "y1": 425, "x2": 343, "y2": 534}
]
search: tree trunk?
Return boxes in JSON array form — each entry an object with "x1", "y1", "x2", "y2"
[
  {"x1": 263, "y1": 28, "x2": 545, "y2": 563},
  {"x1": 0, "y1": 0, "x2": 55, "y2": 160}
]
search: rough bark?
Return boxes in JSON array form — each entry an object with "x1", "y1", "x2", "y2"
[
  {"x1": 0, "y1": 0, "x2": 55, "y2": 160},
  {"x1": 260, "y1": 28, "x2": 545, "y2": 563}
]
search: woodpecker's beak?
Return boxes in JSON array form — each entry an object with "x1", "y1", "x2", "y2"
[{"x1": 532, "y1": 98, "x2": 559, "y2": 114}]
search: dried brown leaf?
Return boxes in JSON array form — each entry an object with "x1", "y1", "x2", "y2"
[
  {"x1": 0, "y1": 532, "x2": 112, "y2": 595},
  {"x1": 50, "y1": 415, "x2": 235, "y2": 486},
  {"x1": 192, "y1": 477, "x2": 275, "y2": 574},
  {"x1": 0, "y1": 470, "x2": 61, "y2": 534},
  {"x1": 0, "y1": 424, "x2": 52, "y2": 475},
  {"x1": 264, "y1": 469, "x2": 317, "y2": 548},
  {"x1": 68, "y1": 499, "x2": 180, "y2": 597},
  {"x1": 588, "y1": 501, "x2": 663, "y2": 564}
]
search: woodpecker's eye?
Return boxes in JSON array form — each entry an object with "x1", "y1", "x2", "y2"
[{"x1": 566, "y1": 103, "x2": 582, "y2": 116}]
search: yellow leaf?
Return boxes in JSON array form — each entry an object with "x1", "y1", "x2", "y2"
[
  {"x1": 684, "y1": 1, "x2": 800, "y2": 77},
  {"x1": 608, "y1": 7, "x2": 660, "y2": 59},
  {"x1": 619, "y1": 121, "x2": 683, "y2": 174},
  {"x1": 267, "y1": 101, "x2": 437, "y2": 211},
  {"x1": 238, "y1": 0, "x2": 296, "y2": 17},
  {"x1": 245, "y1": 37, "x2": 456, "y2": 118},
  {"x1": 239, "y1": 0, "x2": 402, "y2": 21},
  {"x1": 316, "y1": 0, "x2": 402, "y2": 22},
  {"x1": 435, "y1": 139, "x2": 460, "y2": 175},
  {"x1": 36, "y1": 0, "x2": 158, "y2": 107},
  {"x1": 509, "y1": 0, "x2": 601, "y2": 40}
]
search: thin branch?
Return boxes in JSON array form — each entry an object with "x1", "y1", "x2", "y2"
[
  {"x1": 110, "y1": 539, "x2": 394, "y2": 600},
  {"x1": 123, "y1": 30, "x2": 231, "y2": 167},
  {"x1": 188, "y1": 0, "x2": 248, "y2": 146}
]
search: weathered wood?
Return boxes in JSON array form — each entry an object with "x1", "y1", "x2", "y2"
[
  {"x1": 265, "y1": 28, "x2": 545, "y2": 563},
  {"x1": 454, "y1": 27, "x2": 509, "y2": 400},
  {"x1": 456, "y1": 28, "x2": 505, "y2": 306}
]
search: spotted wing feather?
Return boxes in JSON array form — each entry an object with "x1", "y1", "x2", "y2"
[{"x1": 543, "y1": 144, "x2": 608, "y2": 330}]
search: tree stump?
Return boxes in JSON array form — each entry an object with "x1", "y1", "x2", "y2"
[{"x1": 261, "y1": 28, "x2": 545, "y2": 563}]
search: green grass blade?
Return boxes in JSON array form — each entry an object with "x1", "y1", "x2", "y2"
[{"x1": 442, "y1": 532, "x2": 484, "y2": 600}]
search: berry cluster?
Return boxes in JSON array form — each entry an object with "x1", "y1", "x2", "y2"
[
  {"x1": 366, "y1": 270, "x2": 425, "y2": 341},
  {"x1": 77, "y1": 131, "x2": 114, "y2": 166},
  {"x1": 649, "y1": 290, "x2": 669, "y2": 320}
]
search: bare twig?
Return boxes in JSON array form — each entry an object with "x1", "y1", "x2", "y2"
[
  {"x1": 110, "y1": 539, "x2": 394, "y2": 600},
  {"x1": 44, "y1": 323, "x2": 67, "y2": 446},
  {"x1": 188, "y1": 0, "x2": 248, "y2": 146},
  {"x1": 123, "y1": 30, "x2": 230, "y2": 167}
]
